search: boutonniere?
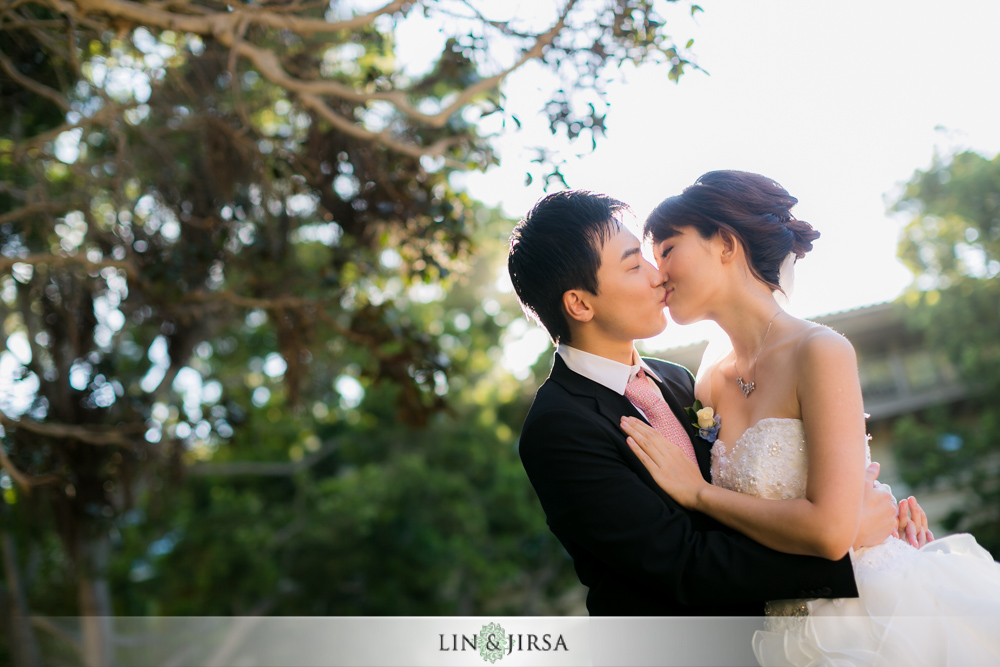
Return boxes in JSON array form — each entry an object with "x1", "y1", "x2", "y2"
[{"x1": 685, "y1": 400, "x2": 721, "y2": 443}]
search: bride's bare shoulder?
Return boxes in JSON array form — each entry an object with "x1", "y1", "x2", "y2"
[{"x1": 791, "y1": 321, "x2": 858, "y2": 369}]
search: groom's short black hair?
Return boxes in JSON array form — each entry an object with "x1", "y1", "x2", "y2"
[{"x1": 508, "y1": 190, "x2": 629, "y2": 344}]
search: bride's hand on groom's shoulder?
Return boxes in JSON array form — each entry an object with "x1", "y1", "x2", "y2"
[{"x1": 620, "y1": 416, "x2": 707, "y2": 508}]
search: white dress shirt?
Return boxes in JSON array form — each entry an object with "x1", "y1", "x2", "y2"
[{"x1": 556, "y1": 344, "x2": 664, "y2": 420}]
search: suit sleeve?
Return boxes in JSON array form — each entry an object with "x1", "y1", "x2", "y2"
[{"x1": 519, "y1": 406, "x2": 858, "y2": 607}]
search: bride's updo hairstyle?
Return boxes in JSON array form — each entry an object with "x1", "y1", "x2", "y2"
[{"x1": 644, "y1": 170, "x2": 820, "y2": 291}]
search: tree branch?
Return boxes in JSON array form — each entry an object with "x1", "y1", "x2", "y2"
[
  {"x1": 446, "y1": 1, "x2": 535, "y2": 38},
  {"x1": 0, "y1": 38, "x2": 71, "y2": 111},
  {"x1": 0, "y1": 105, "x2": 115, "y2": 159},
  {"x1": 187, "y1": 440, "x2": 337, "y2": 477},
  {"x1": 220, "y1": 2, "x2": 575, "y2": 129},
  {"x1": 0, "y1": 444, "x2": 63, "y2": 496},
  {"x1": 47, "y1": 0, "x2": 464, "y2": 160},
  {"x1": 0, "y1": 203, "x2": 79, "y2": 226},
  {"x1": 298, "y1": 91, "x2": 465, "y2": 164},
  {"x1": 31, "y1": 615, "x2": 83, "y2": 656},
  {"x1": 0, "y1": 252, "x2": 137, "y2": 278},
  {"x1": 60, "y1": 0, "x2": 225, "y2": 33},
  {"x1": 245, "y1": 0, "x2": 408, "y2": 36},
  {"x1": 415, "y1": 0, "x2": 575, "y2": 127},
  {"x1": 63, "y1": 0, "x2": 573, "y2": 132},
  {"x1": 0, "y1": 414, "x2": 136, "y2": 448},
  {"x1": 0, "y1": 446, "x2": 34, "y2": 495},
  {"x1": 1, "y1": 0, "x2": 43, "y2": 15},
  {"x1": 0, "y1": 183, "x2": 28, "y2": 200},
  {"x1": 180, "y1": 289, "x2": 329, "y2": 310},
  {"x1": 67, "y1": 0, "x2": 408, "y2": 38},
  {"x1": 177, "y1": 290, "x2": 383, "y2": 348}
]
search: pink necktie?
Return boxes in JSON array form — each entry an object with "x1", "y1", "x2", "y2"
[{"x1": 624, "y1": 369, "x2": 699, "y2": 465}]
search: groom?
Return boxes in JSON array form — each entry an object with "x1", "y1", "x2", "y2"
[{"x1": 508, "y1": 190, "x2": 900, "y2": 615}]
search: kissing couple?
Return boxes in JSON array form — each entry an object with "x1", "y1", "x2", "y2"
[{"x1": 507, "y1": 171, "x2": 1000, "y2": 665}]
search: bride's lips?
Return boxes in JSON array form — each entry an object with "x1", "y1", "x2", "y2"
[{"x1": 662, "y1": 288, "x2": 673, "y2": 306}]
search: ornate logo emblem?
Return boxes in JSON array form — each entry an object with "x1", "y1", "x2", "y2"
[{"x1": 478, "y1": 622, "x2": 508, "y2": 663}]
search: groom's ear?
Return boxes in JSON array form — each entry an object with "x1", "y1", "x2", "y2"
[{"x1": 562, "y1": 289, "x2": 595, "y2": 324}]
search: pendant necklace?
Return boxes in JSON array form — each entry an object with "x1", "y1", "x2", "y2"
[{"x1": 734, "y1": 310, "x2": 782, "y2": 398}]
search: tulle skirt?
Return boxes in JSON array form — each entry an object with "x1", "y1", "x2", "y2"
[{"x1": 753, "y1": 534, "x2": 1000, "y2": 666}]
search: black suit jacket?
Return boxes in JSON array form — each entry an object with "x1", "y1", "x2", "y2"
[{"x1": 518, "y1": 354, "x2": 858, "y2": 616}]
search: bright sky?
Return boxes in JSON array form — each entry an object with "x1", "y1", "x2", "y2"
[{"x1": 430, "y1": 0, "x2": 1000, "y2": 368}]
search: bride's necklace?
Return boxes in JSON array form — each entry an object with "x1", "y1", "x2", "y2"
[{"x1": 734, "y1": 310, "x2": 782, "y2": 399}]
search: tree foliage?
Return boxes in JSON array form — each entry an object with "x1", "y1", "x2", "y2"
[
  {"x1": 106, "y1": 216, "x2": 580, "y2": 619},
  {"x1": 0, "y1": 0, "x2": 697, "y2": 662},
  {"x1": 891, "y1": 150, "x2": 1000, "y2": 555}
]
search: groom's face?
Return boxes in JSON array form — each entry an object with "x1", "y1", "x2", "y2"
[{"x1": 585, "y1": 227, "x2": 667, "y2": 342}]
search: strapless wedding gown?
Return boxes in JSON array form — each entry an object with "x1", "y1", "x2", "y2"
[{"x1": 711, "y1": 418, "x2": 1000, "y2": 666}]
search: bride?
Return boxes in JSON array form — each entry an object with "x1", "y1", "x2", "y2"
[{"x1": 620, "y1": 170, "x2": 1000, "y2": 665}]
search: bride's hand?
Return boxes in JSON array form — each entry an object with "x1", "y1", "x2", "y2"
[
  {"x1": 620, "y1": 416, "x2": 708, "y2": 508},
  {"x1": 898, "y1": 496, "x2": 934, "y2": 548}
]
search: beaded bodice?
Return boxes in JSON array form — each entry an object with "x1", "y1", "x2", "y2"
[
  {"x1": 710, "y1": 418, "x2": 808, "y2": 501},
  {"x1": 711, "y1": 417, "x2": 916, "y2": 620},
  {"x1": 711, "y1": 418, "x2": 813, "y2": 619}
]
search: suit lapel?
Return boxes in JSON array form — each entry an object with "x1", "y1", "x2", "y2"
[
  {"x1": 548, "y1": 354, "x2": 713, "y2": 482},
  {"x1": 549, "y1": 354, "x2": 645, "y2": 424},
  {"x1": 549, "y1": 354, "x2": 648, "y2": 440},
  {"x1": 596, "y1": 384, "x2": 646, "y2": 430}
]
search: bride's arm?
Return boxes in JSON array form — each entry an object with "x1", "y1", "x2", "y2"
[{"x1": 623, "y1": 330, "x2": 868, "y2": 560}]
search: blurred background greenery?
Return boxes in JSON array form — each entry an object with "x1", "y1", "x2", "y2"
[
  {"x1": 0, "y1": 2, "x2": 697, "y2": 663},
  {"x1": 0, "y1": 1, "x2": 998, "y2": 666}
]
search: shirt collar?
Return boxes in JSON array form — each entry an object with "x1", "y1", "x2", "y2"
[{"x1": 556, "y1": 343, "x2": 662, "y2": 395}]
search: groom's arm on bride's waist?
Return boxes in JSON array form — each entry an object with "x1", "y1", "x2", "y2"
[{"x1": 518, "y1": 394, "x2": 858, "y2": 610}]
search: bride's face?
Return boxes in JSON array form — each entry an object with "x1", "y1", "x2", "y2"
[{"x1": 652, "y1": 226, "x2": 726, "y2": 325}]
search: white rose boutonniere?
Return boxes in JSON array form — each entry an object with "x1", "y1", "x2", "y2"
[
  {"x1": 696, "y1": 407, "x2": 716, "y2": 429},
  {"x1": 685, "y1": 400, "x2": 722, "y2": 443}
]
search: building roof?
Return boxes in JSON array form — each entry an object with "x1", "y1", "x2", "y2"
[{"x1": 656, "y1": 300, "x2": 901, "y2": 355}]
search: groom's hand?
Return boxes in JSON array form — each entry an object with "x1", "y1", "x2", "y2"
[{"x1": 853, "y1": 462, "x2": 897, "y2": 550}]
